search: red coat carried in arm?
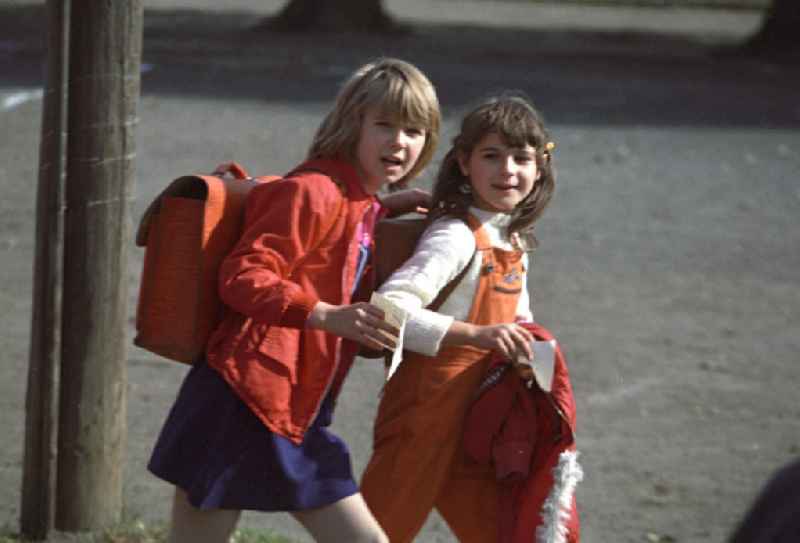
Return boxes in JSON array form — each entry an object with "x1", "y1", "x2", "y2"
[{"x1": 463, "y1": 322, "x2": 582, "y2": 543}]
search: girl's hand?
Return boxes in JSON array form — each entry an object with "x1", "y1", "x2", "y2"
[
  {"x1": 380, "y1": 188, "x2": 432, "y2": 216},
  {"x1": 464, "y1": 322, "x2": 535, "y2": 363},
  {"x1": 307, "y1": 301, "x2": 400, "y2": 351}
]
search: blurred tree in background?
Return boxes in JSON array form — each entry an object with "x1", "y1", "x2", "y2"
[
  {"x1": 747, "y1": 0, "x2": 800, "y2": 53},
  {"x1": 264, "y1": 0, "x2": 403, "y2": 33},
  {"x1": 263, "y1": 0, "x2": 796, "y2": 56}
]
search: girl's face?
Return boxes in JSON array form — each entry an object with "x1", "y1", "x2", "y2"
[
  {"x1": 458, "y1": 132, "x2": 539, "y2": 213},
  {"x1": 355, "y1": 106, "x2": 427, "y2": 194}
]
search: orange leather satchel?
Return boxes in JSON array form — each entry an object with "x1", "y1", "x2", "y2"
[{"x1": 134, "y1": 162, "x2": 280, "y2": 363}]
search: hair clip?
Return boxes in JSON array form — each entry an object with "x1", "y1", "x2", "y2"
[{"x1": 543, "y1": 141, "x2": 556, "y2": 161}]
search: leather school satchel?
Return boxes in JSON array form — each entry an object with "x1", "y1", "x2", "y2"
[
  {"x1": 372, "y1": 216, "x2": 428, "y2": 286},
  {"x1": 134, "y1": 162, "x2": 279, "y2": 363}
]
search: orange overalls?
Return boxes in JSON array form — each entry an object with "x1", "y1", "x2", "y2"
[{"x1": 361, "y1": 216, "x2": 526, "y2": 543}]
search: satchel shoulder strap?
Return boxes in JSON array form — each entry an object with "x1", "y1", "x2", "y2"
[
  {"x1": 427, "y1": 249, "x2": 477, "y2": 312},
  {"x1": 427, "y1": 213, "x2": 484, "y2": 311}
]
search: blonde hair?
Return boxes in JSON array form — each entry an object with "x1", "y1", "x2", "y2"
[{"x1": 308, "y1": 58, "x2": 441, "y2": 188}]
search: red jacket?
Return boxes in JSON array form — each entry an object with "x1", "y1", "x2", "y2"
[
  {"x1": 205, "y1": 158, "x2": 377, "y2": 444},
  {"x1": 463, "y1": 322, "x2": 581, "y2": 543}
]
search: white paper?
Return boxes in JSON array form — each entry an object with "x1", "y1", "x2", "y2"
[
  {"x1": 518, "y1": 339, "x2": 557, "y2": 392},
  {"x1": 369, "y1": 292, "x2": 408, "y2": 381}
]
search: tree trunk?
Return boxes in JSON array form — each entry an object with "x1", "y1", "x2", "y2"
[
  {"x1": 264, "y1": 0, "x2": 402, "y2": 33},
  {"x1": 20, "y1": 0, "x2": 70, "y2": 537},
  {"x1": 747, "y1": 0, "x2": 800, "y2": 52},
  {"x1": 55, "y1": 0, "x2": 143, "y2": 531}
]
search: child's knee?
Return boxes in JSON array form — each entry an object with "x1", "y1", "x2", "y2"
[
  {"x1": 169, "y1": 488, "x2": 240, "y2": 543},
  {"x1": 353, "y1": 530, "x2": 389, "y2": 543}
]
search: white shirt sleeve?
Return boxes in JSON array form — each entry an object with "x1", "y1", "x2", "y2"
[{"x1": 377, "y1": 217, "x2": 476, "y2": 356}]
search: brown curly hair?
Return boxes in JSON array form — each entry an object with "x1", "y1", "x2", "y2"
[{"x1": 430, "y1": 92, "x2": 555, "y2": 250}]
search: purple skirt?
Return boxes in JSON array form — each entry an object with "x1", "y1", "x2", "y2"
[{"x1": 147, "y1": 360, "x2": 358, "y2": 512}]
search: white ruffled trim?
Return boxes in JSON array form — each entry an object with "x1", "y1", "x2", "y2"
[{"x1": 536, "y1": 450, "x2": 583, "y2": 543}]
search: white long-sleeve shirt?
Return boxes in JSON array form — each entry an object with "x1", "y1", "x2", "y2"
[{"x1": 377, "y1": 207, "x2": 534, "y2": 356}]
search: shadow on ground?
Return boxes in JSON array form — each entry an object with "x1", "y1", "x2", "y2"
[{"x1": 2, "y1": 4, "x2": 798, "y2": 129}]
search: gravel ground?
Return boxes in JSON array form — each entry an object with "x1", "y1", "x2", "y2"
[{"x1": 2, "y1": 1, "x2": 799, "y2": 542}]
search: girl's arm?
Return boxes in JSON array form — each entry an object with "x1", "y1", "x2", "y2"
[
  {"x1": 217, "y1": 178, "x2": 336, "y2": 328},
  {"x1": 380, "y1": 221, "x2": 535, "y2": 362},
  {"x1": 307, "y1": 301, "x2": 399, "y2": 352},
  {"x1": 220, "y1": 177, "x2": 401, "y2": 350},
  {"x1": 441, "y1": 320, "x2": 534, "y2": 363},
  {"x1": 377, "y1": 217, "x2": 473, "y2": 353},
  {"x1": 437, "y1": 246, "x2": 534, "y2": 361}
]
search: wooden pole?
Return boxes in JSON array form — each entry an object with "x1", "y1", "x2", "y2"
[
  {"x1": 20, "y1": 0, "x2": 70, "y2": 538},
  {"x1": 55, "y1": 0, "x2": 143, "y2": 530}
]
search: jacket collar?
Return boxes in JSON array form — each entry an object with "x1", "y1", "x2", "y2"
[{"x1": 290, "y1": 158, "x2": 371, "y2": 201}]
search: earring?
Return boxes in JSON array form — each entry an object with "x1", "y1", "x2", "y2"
[{"x1": 458, "y1": 183, "x2": 472, "y2": 195}]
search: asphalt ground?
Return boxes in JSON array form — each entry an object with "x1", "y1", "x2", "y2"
[{"x1": 1, "y1": 1, "x2": 799, "y2": 542}]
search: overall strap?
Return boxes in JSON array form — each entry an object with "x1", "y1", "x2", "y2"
[
  {"x1": 428, "y1": 251, "x2": 476, "y2": 312},
  {"x1": 465, "y1": 213, "x2": 493, "y2": 251}
]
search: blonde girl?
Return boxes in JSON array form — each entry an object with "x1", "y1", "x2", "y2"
[{"x1": 148, "y1": 58, "x2": 440, "y2": 543}]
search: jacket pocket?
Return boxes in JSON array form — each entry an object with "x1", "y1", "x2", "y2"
[{"x1": 256, "y1": 324, "x2": 299, "y2": 383}]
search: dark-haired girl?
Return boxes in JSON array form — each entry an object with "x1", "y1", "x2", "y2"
[{"x1": 361, "y1": 93, "x2": 563, "y2": 542}]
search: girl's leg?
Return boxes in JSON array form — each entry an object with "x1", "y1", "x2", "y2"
[
  {"x1": 168, "y1": 487, "x2": 241, "y2": 543},
  {"x1": 435, "y1": 459, "x2": 499, "y2": 543},
  {"x1": 291, "y1": 493, "x2": 388, "y2": 543}
]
